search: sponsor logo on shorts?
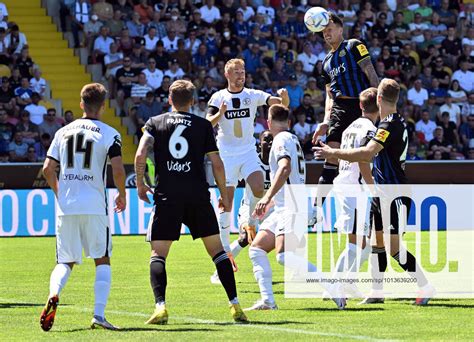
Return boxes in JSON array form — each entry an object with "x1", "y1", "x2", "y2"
[
  {"x1": 375, "y1": 129, "x2": 390, "y2": 142},
  {"x1": 225, "y1": 108, "x2": 250, "y2": 120}
]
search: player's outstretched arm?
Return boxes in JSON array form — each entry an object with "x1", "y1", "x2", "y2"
[
  {"x1": 314, "y1": 140, "x2": 382, "y2": 163},
  {"x1": 268, "y1": 88, "x2": 290, "y2": 107},
  {"x1": 312, "y1": 85, "x2": 332, "y2": 144},
  {"x1": 208, "y1": 152, "x2": 230, "y2": 211},
  {"x1": 359, "y1": 58, "x2": 379, "y2": 88},
  {"x1": 42, "y1": 157, "x2": 59, "y2": 197},
  {"x1": 253, "y1": 158, "x2": 291, "y2": 219},
  {"x1": 206, "y1": 102, "x2": 227, "y2": 127},
  {"x1": 135, "y1": 133, "x2": 154, "y2": 204},
  {"x1": 110, "y1": 156, "x2": 127, "y2": 212}
]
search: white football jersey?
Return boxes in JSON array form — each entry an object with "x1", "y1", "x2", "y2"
[
  {"x1": 269, "y1": 131, "x2": 305, "y2": 209},
  {"x1": 47, "y1": 118, "x2": 122, "y2": 216},
  {"x1": 208, "y1": 88, "x2": 270, "y2": 157},
  {"x1": 334, "y1": 117, "x2": 376, "y2": 185}
]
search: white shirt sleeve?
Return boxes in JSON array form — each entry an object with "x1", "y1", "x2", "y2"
[
  {"x1": 46, "y1": 130, "x2": 61, "y2": 161},
  {"x1": 251, "y1": 89, "x2": 271, "y2": 107}
]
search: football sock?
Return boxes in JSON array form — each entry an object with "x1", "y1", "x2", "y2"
[
  {"x1": 94, "y1": 264, "x2": 111, "y2": 319},
  {"x1": 318, "y1": 162, "x2": 338, "y2": 185},
  {"x1": 150, "y1": 255, "x2": 167, "y2": 305},
  {"x1": 334, "y1": 243, "x2": 358, "y2": 275},
  {"x1": 249, "y1": 247, "x2": 274, "y2": 304},
  {"x1": 213, "y1": 251, "x2": 238, "y2": 303},
  {"x1": 230, "y1": 240, "x2": 243, "y2": 259},
  {"x1": 219, "y1": 211, "x2": 232, "y2": 252},
  {"x1": 248, "y1": 195, "x2": 262, "y2": 226},
  {"x1": 392, "y1": 249, "x2": 428, "y2": 288},
  {"x1": 49, "y1": 263, "x2": 71, "y2": 297},
  {"x1": 348, "y1": 244, "x2": 371, "y2": 272},
  {"x1": 371, "y1": 247, "x2": 387, "y2": 292}
]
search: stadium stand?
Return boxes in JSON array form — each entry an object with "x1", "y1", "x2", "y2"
[{"x1": 0, "y1": 0, "x2": 473, "y2": 164}]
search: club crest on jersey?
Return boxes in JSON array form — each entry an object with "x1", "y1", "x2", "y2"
[
  {"x1": 243, "y1": 98, "x2": 251, "y2": 105},
  {"x1": 225, "y1": 108, "x2": 250, "y2": 120},
  {"x1": 375, "y1": 129, "x2": 390, "y2": 142},
  {"x1": 339, "y1": 49, "x2": 346, "y2": 57}
]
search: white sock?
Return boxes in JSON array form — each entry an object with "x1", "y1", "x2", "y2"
[
  {"x1": 230, "y1": 240, "x2": 243, "y2": 259},
  {"x1": 248, "y1": 195, "x2": 262, "y2": 226},
  {"x1": 249, "y1": 247, "x2": 274, "y2": 304},
  {"x1": 349, "y1": 244, "x2": 371, "y2": 272},
  {"x1": 346, "y1": 243, "x2": 358, "y2": 271},
  {"x1": 219, "y1": 212, "x2": 231, "y2": 252},
  {"x1": 334, "y1": 247, "x2": 350, "y2": 274},
  {"x1": 49, "y1": 263, "x2": 72, "y2": 297},
  {"x1": 94, "y1": 264, "x2": 111, "y2": 319}
]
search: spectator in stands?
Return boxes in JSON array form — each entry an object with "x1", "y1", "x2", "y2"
[
  {"x1": 38, "y1": 108, "x2": 61, "y2": 138},
  {"x1": 257, "y1": 0, "x2": 275, "y2": 25},
  {"x1": 197, "y1": 76, "x2": 217, "y2": 104},
  {"x1": 93, "y1": 0, "x2": 113, "y2": 22},
  {"x1": 6, "y1": 24, "x2": 27, "y2": 56},
  {"x1": 428, "y1": 126, "x2": 452, "y2": 160},
  {"x1": 407, "y1": 144, "x2": 422, "y2": 160},
  {"x1": 429, "y1": 78, "x2": 447, "y2": 106},
  {"x1": 15, "y1": 78, "x2": 33, "y2": 110},
  {"x1": 63, "y1": 110, "x2": 75, "y2": 126},
  {"x1": 383, "y1": 29, "x2": 403, "y2": 59},
  {"x1": 304, "y1": 77, "x2": 323, "y2": 110},
  {"x1": 167, "y1": 8, "x2": 187, "y2": 36},
  {"x1": 134, "y1": 0, "x2": 153, "y2": 25},
  {"x1": 192, "y1": 43, "x2": 212, "y2": 72},
  {"x1": 408, "y1": 79, "x2": 429, "y2": 108},
  {"x1": 113, "y1": 0, "x2": 133, "y2": 20},
  {"x1": 269, "y1": 58, "x2": 289, "y2": 87},
  {"x1": 285, "y1": 74, "x2": 304, "y2": 110},
  {"x1": 116, "y1": 57, "x2": 139, "y2": 115},
  {"x1": 0, "y1": 77, "x2": 16, "y2": 114},
  {"x1": 431, "y1": 57, "x2": 450, "y2": 89},
  {"x1": 437, "y1": 0, "x2": 456, "y2": 26},
  {"x1": 16, "y1": 110, "x2": 39, "y2": 145},
  {"x1": 171, "y1": 39, "x2": 192, "y2": 74},
  {"x1": 142, "y1": 57, "x2": 163, "y2": 90},
  {"x1": 104, "y1": 43, "x2": 123, "y2": 97},
  {"x1": 452, "y1": 58, "x2": 474, "y2": 93},
  {"x1": 420, "y1": 66, "x2": 434, "y2": 89},
  {"x1": 154, "y1": 75, "x2": 170, "y2": 112},
  {"x1": 93, "y1": 26, "x2": 114, "y2": 64},
  {"x1": 149, "y1": 40, "x2": 170, "y2": 71},
  {"x1": 0, "y1": 109, "x2": 14, "y2": 155},
  {"x1": 292, "y1": 111, "x2": 312, "y2": 157},
  {"x1": 129, "y1": 73, "x2": 152, "y2": 110},
  {"x1": 143, "y1": 27, "x2": 159, "y2": 55},
  {"x1": 129, "y1": 43, "x2": 147, "y2": 69},
  {"x1": 208, "y1": 60, "x2": 226, "y2": 88},
  {"x1": 441, "y1": 26, "x2": 462, "y2": 67},
  {"x1": 410, "y1": 13, "x2": 429, "y2": 46},
  {"x1": 188, "y1": 9, "x2": 209, "y2": 37},
  {"x1": 297, "y1": 42, "x2": 318, "y2": 75},
  {"x1": 164, "y1": 58, "x2": 185, "y2": 81},
  {"x1": 25, "y1": 145, "x2": 37, "y2": 162},
  {"x1": 136, "y1": 91, "x2": 162, "y2": 134},
  {"x1": 162, "y1": 29, "x2": 179, "y2": 53},
  {"x1": 190, "y1": 98, "x2": 207, "y2": 118},
  {"x1": 0, "y1": 27, "x2": 11, "y2": 65},
  {"x1": 8, "y1": 131, "x2": 28, "y2": 162},
  {"x1": 372, "y1": 13, "x2": 390, "y2": 41},
  {"x1": 415, "y1": 0, "x2": 433, "y2": 22},
  {"x1": 147, "y1": 10, "x2": 167, "y2": 40},
  {"x1": 398, "y1": 44, "x2": 418, "y2": 83},
  {"x1": 126, "y1": 12, "x2": 146, "y2": 39},
  {"x1": 29, "y1": 69, "x2": 46, "y2": 98},
  {"x1": 34, "y1": 132, "x2": 52, "y2": 162},
  {"x1": 439, "y1": 94, "x2": 461, "y2": 126},
  {"x1": 390, "y1": 11, "x2": 411, "y2": 44},
  {"x1": 116, "y1": 28, "x2": 132, "y2": 56},
  {"x1": 416, "y1": 109, "x2": 437, "y2": 142},
  {"x1": 200, "y1": 0, "x2": 221, "y2": 25},
  {"x1": 294, "y1": 94, "x2": 316, "y2": 125},
  {"x1": 448, "y1": 80, "x2": 468, "y2": 110},
  {"x1": 70, "y1": 0, "x2": 90, "y2": 48},
  {"x1": 460, "y1": 114, "x2": 474, "y2": 153},
  {"x1": 439, "y1": 111, "x2": 459, "y2": 146},
  {"x1": 15, "y1": 48, "x2": 34, "y2": 79},
  {"x1": 273, "y1": 12, "x2": 295, "y2": 50},
  {"x1": 83, "y1": 14, "x2": 102, "y2": 48},
  {"x1": 293, "y1": 61, "x2": 308, "y2": 89},
  {"x1": 106, "y1": 10, "x2": 125, "y2": 38}
]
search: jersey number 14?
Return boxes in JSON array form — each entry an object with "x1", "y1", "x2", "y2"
[{"x1": 65, "y1": 133, "x2": 94, "y2": 169}]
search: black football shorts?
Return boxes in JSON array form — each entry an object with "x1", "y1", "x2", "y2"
[
  {"x1": 370, "y1": 196, "x2": 413, "y2": 235},
  {"x1": 327, "y1": 98, "x2": 362, "y2": 144},
  {"x1": 146, "y1": 201, "x2": 219, "y2": 241}
]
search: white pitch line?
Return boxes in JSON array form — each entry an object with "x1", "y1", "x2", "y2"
[{"x1": 1, "y1": 297, "x2": 396, "y2": 342}]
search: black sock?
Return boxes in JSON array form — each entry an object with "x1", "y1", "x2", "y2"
[
  {"x1": 393, "y1": 250, "x2": 428, "y2": 288},
  {"x1": 213, "y1": 251, "x2": 237, "y2": 302},
  {"x1": 318, "y1": 162, "x2": 338, "y2": 185},
  {"x1": 150, "y1": 256, "x2": 167, "y2": 304},
  {"x1": 371, "y1": 247, "x2": 387, "y2": 291}
]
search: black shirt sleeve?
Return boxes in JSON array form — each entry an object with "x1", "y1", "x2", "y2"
[
  {"x1": 204, "y1": 121, "x2": 218, "y2": 155},
  {"x1": 349, "y1": 39, "x2": 371, "y2": 64},
  {"x1": 108, "y1": 135, "x2": 122, "y2": 159},
  {"x1": 143, "y1": 117, "x2": 157, "y2": 137},
  {"x1": 360, "y1": 130, "x2": 376, "y2": 147},
  {"x1": 372, "y1": 120, "x2": 393, "y2": 148}
]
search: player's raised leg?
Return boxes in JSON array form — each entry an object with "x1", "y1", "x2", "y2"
[
  {"x1": 244, "y1": 170, "x2": 265, "y2": 242},
  {"x1": 202, "y1": 234, "x2": 248, "y2": 323},
  {"x1": 145, "y1": 240, "x2": 172, "y2": 325}
]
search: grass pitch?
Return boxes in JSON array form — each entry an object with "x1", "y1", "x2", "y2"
[{"x1": 1, "y1": 234, "x2": 473, "y2": 341}]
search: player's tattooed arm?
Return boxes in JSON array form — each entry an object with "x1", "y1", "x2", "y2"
[
  {"x1": 314, "y1": 139, "x2": 383, "y2": 163},
  {"x1": 42, "y1": 157, "x2": 59, "y2": 197},
  {"x1": 206, "y1": 102, "x2": 227, "y2": 127},
  {"x1": 134, "y1": 133, "x2": 155, "y2": 203},
  {"x1": 359, "y1": 58, "x2": 379, "y2": 87}
]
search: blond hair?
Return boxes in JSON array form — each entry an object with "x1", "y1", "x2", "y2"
[
  {"x1": 359, "y1": 87, "x2": 378, "y2": 114},
  {"x1": 80, "y1": 83, "x2": 107, "y2": 114},
  {"x1": 378, "y1": 78, "x2": 400, "y2": 105},
  {"x1": 224, "y1": 58, "x2": 245, "y2": 74},
  {"x1": 169, "y1": 80, "x2": 195, "y2": 108}
]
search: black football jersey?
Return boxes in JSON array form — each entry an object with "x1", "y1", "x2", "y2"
[
  {"x1": 371, "y1": 112, "x2": 408, "y2": 184},
  {"x1": 144, "y1": 111, "x2": 218, "y2": 202}
]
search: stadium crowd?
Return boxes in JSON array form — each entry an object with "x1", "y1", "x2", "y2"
[{"x1": 0, "y1": 0, "x2": 474, "y2": 163}]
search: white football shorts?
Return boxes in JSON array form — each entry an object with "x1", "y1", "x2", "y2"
[
  {"x1": 222, "y1": 149, "x2": 263, "y2": 187},
  {"x1": 56, "y1": 215, "x2": 112, "y2": 264},
  {"x1": 334, "y1": 194, "x2": 371, "y2": 236},
  {"x1": 259, "y1": 207, "x2": 305, "y2": 240}
]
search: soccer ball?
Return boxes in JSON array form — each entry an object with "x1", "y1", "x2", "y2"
[{"x1": 304, "y1": 7, "x2": 330, "y2": 33}]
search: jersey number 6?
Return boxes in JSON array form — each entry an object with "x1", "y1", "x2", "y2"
[{"x1": 169, "y1": 125, "x2": 189, "y2": 159}]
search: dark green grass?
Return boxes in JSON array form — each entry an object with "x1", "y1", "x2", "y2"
[{"x1": 0, "y1": 233, "x2": 473, "y2": 341}]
